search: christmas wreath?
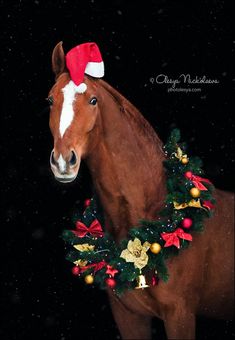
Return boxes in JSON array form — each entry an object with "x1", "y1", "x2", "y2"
[{"x1": 62, "y1": 129, "x2": 215, "y2": 295}]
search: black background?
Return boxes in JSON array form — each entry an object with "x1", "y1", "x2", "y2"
[{"x1": 1, "y1": 1, "x2": 234, "y2": 339}]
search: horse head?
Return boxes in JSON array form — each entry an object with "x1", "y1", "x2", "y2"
[{"x1": 48, "y1": 42, "x2": 103, "y2": 183}]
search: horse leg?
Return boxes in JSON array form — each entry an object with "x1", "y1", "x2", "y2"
[
  {"x1": 108, "y1": 292, "x2": 152, "y2": 339},
  {"x1": 164, "y1": 307, "x2": 195, "y2": 340}
]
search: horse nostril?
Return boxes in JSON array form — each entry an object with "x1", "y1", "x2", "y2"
[
  {"x1": 50, "y1": 151, "x2": 56, "y2": 166},
  {"x1": 69, "y1": 151, "x2": 77, "y2": 166}
]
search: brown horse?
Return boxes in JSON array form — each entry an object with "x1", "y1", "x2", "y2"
[{"x1": 48, "y1": 42, "x2": 234, "y2": 339}]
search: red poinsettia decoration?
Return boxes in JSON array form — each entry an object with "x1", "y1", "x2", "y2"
[{"x1": 202, "y1": 200, "x2": 215, "y2": 210}]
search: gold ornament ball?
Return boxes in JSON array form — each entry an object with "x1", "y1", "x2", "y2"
[
  {"x1": 190, "y1": 187, "x2": 200, "y2": 198},
  {"x1": 84, "y1": 274, "x2": 94, "y2": 285},
  {"x1": 181, "y1": 156, "x2": 189, "y2": 164},
  {"x1": 150, "y1": 243, "x2": 162, "y2": 254}
]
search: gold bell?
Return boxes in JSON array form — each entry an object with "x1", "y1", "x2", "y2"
[{"x1": 135, "y1": 274, "x2": 149, "y2": 289}]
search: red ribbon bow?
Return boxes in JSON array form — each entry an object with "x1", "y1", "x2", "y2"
[
  {"x1": 161, "y1": 228, "x2": 193, "y2": 249},
  {"x1": 187, "y1": 173, "x2": 212, "y2": 191},
  {"x1": 73, "y1": 219, "x2": 104, "y2": 238},
  {"x1": 77, "y1": 260, "x2": 107, "y2": 274}
]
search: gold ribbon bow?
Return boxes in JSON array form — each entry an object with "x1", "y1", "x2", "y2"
[
  {"x1": 173, "y1": 199, "x2": 203, "y2": 210},
  {"x1": 174, "y1": 146, "x2": 187, "y2": 161}
]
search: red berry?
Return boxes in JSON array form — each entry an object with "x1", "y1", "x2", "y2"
[
  {"x1": 84, "y1": 199, "x2": 91, "y2": 208},
  {"x1": 72, "y1": 266, "x2": 80, "y2": 275},
  {"x1": 182, "y1": 218, "x2": 193, "y2": 229},
  {"x1": 106, "y1": 278, "x2": 116, "y2": 288},
  {"x1": 151, "y1": 276, "x2": 158, "y2": 286},
  {"x1": 184, "y1": 171, "x2": 193, "y2": 179}
]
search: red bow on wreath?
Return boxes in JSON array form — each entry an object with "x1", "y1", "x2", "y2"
[
  {"x1": 77, "y1": 260, "x2": 107, "y2": 274},
  {"x1": 186, "y1": 172, "x2": 212, "y2": 191},
  {"x1": 73, "y1": 219, "x2": 104, "y2": 238},
  {"x1": 161, "y1": 228, "x2": 192, "y2": 249}
]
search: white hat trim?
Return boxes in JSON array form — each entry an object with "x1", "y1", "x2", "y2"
[
  {"x1": 74, "y1": 82, "x2": 87, "y2": 94},
  {"x1": 85, "y1": 61, "x2": 104, "y2": 78}
]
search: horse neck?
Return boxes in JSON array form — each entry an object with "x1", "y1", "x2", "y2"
[{"x1": 86, "y1": 80, "x2": 166, "y2": 240}]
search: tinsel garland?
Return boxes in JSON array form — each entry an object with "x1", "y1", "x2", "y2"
[{"x1": 62, "y1": 129, "x2": 215, "y2": 295}]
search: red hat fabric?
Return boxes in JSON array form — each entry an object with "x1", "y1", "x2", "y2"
[{"x1": 65, "y1": 42, "x2": 104, "y2": 93}]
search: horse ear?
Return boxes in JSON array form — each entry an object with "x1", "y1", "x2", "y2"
[{"x1": 52, "y1": 41, "x2": 66, "y2": 78}]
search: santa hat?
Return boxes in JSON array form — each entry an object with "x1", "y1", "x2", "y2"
[{"x1": 65, "y1": 42, "x2": 104, "y2": 93}]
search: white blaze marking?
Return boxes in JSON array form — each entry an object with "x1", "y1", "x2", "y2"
[
  {"x1": 59, "y1": 81, "x2": 77, "y2": 138},
  {"x1": 57, "y1": 154, "x2": 67, "y2": 173}
]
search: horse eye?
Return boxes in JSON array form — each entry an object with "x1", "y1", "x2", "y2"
[
  {"x1": 46, "y1": 96, "x2": 54, "y2": 106},
  {"x1": 89, "y1": 97, "x2": 97, "y2": 105}
]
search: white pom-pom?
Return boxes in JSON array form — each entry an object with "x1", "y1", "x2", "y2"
[{"x1": 75, "y1": 83, "x2": 87, "y2": 93}]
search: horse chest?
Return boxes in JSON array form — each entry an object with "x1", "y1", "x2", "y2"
[{"x1": 113, "y1": 289, "x2": 165, "y2": 318}]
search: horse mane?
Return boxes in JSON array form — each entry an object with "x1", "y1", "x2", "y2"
[
  {"x1": 56, "y1": 72, "x2": 162, "y2": 147},
  {"x1": 97, "y1": 79, "x2": 163, "y2": 148}
]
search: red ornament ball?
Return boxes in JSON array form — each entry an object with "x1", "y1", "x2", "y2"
[
  {"x1": 106, "y1": 278, "x2": 116, "y2": 288},
  {"x1": 184, "y1": 171, "x2": 193, "y2": 179},
  {"x1": 182, "y1": 218, "x2": 193, "y2": 229},
  {"x1": 72, "y1": 266, "x2": 80, "y2": 275},
  {"x1": 84, "y1": 199, "x2": 91, "y2": 208}
]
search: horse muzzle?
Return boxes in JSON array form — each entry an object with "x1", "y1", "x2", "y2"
[
  {"x1": 50, "y1": 149, "x2": 80, "y2": 183},
  {"x1": 54, "y1": 174, "x2": 77, "y2": 183}
]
